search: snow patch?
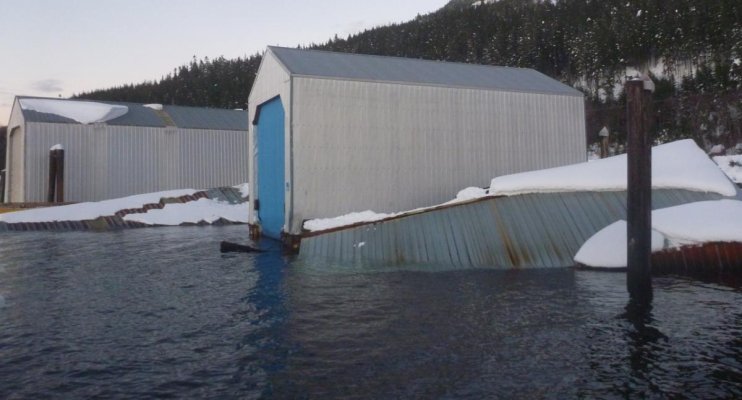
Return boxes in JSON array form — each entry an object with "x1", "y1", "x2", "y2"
[
  {"x1": 234, "y1": 183, "x2": 250, "y2": 198},
  {"x1": 454, "y1": 186, "x2": 488, "y2": 201},
  {"x1": 122, "y1": 198, "x2": 248, "y2": 225},
  {"x1": 50, "y1": 144, "x2": 64, "y2": 151},
  {"x1": 574, "y1": 220, "x2": 665, "y2": 268},
  {"x1": 490, "y1": 140, "x2": 736, "y2": 197},
  {"x1": 143, "y1": 103, "x2": 163, "y2": 111},
  {"x1": 20, "y1": 98, "x2": 128, "y2": 124},
  {"x1": 714, "y1": 155, "x2": 742, "y2": 183}
]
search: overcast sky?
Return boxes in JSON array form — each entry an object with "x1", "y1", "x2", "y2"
[{"x1": 0, "y1": 0, "x2": 449, "y2": 124}]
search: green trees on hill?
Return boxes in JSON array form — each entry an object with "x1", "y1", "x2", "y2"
[{"x1": 75, "y1": 0, "x2": 742, "y2": 150}]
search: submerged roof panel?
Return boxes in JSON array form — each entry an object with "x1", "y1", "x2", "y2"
[
  {"x1": 268, "y1": 46, "x2": 582, "y2": 96},
  {"x1": 298, "y1": 189, "x2": 731, "y2": 268}
]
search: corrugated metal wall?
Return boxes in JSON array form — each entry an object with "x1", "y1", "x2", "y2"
[
  {"x1": 298, "y1": 189, "x2": 727, "y2": 268},
  {"x1": 22, "y1": 123, "x2": 248, "y2": 202},
  {"x1": 246, "y1": 50, "x2": 292, "y2": 230},
  {"x1": 288, "y1": 77, "x2": 586, "y2": 233}
]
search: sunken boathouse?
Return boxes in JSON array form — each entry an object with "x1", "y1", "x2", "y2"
[
  {"x1": 248, "y1": 46, "x2": 586, "y2": 239},
  {"x1": 3, "y1": 96, "x2": 248, "y2": 203}
]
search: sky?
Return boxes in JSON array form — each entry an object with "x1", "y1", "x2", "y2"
[{"x1": 0, "y1": 0, "x2": 450, "y2": 124}]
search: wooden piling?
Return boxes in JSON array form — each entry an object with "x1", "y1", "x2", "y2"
[
  {"x1": 625, "y1": 79, "x2": 654, "y2": 305},
  {"x1": 47, "y1": 150, "x2": 58, "y2": 203},
  {"x1": 55, "y1": 149, "x2": 64, "y2": 203},
  {"x1": 47, "y1": 148, "x2": 65, "y2": 203}
]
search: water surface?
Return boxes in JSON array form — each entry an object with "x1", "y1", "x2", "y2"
[{"x1": 0, "y1": 227, "x2": 739, "y2": 398}]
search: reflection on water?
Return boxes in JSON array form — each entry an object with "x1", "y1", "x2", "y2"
[{"x1": 0, "y1": 228, "x2": 740, "y2": 398}]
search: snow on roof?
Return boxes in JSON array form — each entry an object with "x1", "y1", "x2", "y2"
[
  {"x1": 304, "y1": 210, "x2": 396, "y2": 232},
  {"x1": 122, "y1": 198, "x2": 248, "y2": 226},
  {"x1": 573, "y1": 221, "x2": 666, "y2": 268},
  {"x1": 652, "y1": 199, "x2": 742, "y2": 246},
  {"x1": 19, "y1": 98, "x2": 128, "y2": 124},
  {"x1": 490, "y1": 139, "x2": 737, "y2": 197},
  {"x1": 713, "y1": 155, "x2": 742, "y2": 184},
  {"x1": 0, "y1": 186, "x2": 249, "y2": 226},
  {"x1": 0, "y1": 189, "x2": 197, "y2": 223},
  {"x1": 574, "y1": 199, "x2": 742, "y2": 268}
]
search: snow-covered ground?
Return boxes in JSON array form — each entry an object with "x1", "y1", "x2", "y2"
[
  {"x1": 575, "y1": 199, "x2": 742, "y2": 268},
  {"x1": 304, "y1": 139, "x2": 738, "y2": 232},
  {"x1": 0, "y1": 184, "x2": 249, "y2": 226}
]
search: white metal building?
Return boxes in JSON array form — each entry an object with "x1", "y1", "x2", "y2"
[
  {"x1": 4, "y1": 96, "x2": 248, "y2": 203},
  {"x1": 248, "y1": 46, "x2": 586, "y2": 239}
]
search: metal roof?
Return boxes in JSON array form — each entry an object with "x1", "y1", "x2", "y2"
[
  {"x1": 268, "y1": 46, "x2": 582, "y2": 96},
  {"x1": 298, "y1": 189, "x2": 730, "y2": 268},
  {"x1": 16, "y1": 96, "x2": 248, "y2": 131}
]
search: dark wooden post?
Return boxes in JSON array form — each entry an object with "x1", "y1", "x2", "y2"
[
  {"x1": 55, "y1": 149, "x2": 64, "y2": 203},
  {"x1": 47, "y1": 149, "x2": 58, "y2": 202},
  {"x1": 626, "y1": 79, "x2": 653, "y2": 305}
]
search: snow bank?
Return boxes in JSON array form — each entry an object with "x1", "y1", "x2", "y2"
[
  {"x1": 19, "y1": 98, "x2": 128, "y2": 124},
  {"x1": 122, "y1": 198, "x2": 248, "y2": 225},
  {"x1": 0, "y1": 189, "x2": 197, "y2": 223},
  {"x1": 304, "y1": 210, "x2": 396, "y2": 232},
  {"x1": 713, "y1": 155, "x2": 742, "y2": 183},
  {"x1": 490, "y1": 139, "x2": 736, "y2": 197},
  {"x1": 574, "y1": 199, "x2": 742, "y2": 268}
]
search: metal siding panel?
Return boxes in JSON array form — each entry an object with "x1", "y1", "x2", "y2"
[
  {"x1": 21, "y1": 123, "x2": 247, "y2": 201},
  {"x1": 290, "y1": 77, "x2": 586, "y2": 234}
]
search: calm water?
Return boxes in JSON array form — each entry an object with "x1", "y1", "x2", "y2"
[{"x1": 0, "y1": 226, "x2": 740, "y2": 399}]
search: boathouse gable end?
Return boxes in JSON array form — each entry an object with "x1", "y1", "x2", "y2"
[
  {"x1": 249, "y1": 46, "x2": 586, "y2": 237},
  {"x1": 247, "y1": 50, "x2": 292, "y2": 238}
]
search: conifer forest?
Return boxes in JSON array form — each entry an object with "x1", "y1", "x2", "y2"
[{"x1": 76, "y1": 0, "x2": 742, "y2": 151}]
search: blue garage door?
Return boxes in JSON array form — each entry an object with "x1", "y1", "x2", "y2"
[{"x1": 256, "y1": 97, "x2": 285, "y2": 239}]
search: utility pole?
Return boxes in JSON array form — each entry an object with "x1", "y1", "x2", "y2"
[{"x1": 626, "y1": 77, "x2": 654, "y2": 305}]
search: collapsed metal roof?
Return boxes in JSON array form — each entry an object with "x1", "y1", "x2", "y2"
[
  {"x1": 16, "y1": 96, "x2": 248, "y2": 131},
  {"x1": 298, "y1": 189, "x2": 731, "y2": 268},
  {"x1": 268, "y1": 46, "x2": 582, "y2": 97}
]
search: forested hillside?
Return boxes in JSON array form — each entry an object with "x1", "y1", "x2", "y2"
[{"x1": 76, "y1": 0, "x2": 742, "y2": 150}]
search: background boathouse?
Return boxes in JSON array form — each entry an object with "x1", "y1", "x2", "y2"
[{"x1": 3, "y1": 97, "x2": 248, "y2": 203}]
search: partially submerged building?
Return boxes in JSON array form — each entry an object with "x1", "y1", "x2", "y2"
[
  {"x1": 4, "y1": 96, "x2": 248, "y2": 202},
  {"x1": 298, "y1": 140, "x2": 741, "y2": 268},
  {"x1": 248, "y1": 46, "x2": 586, "y2": 239}
]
